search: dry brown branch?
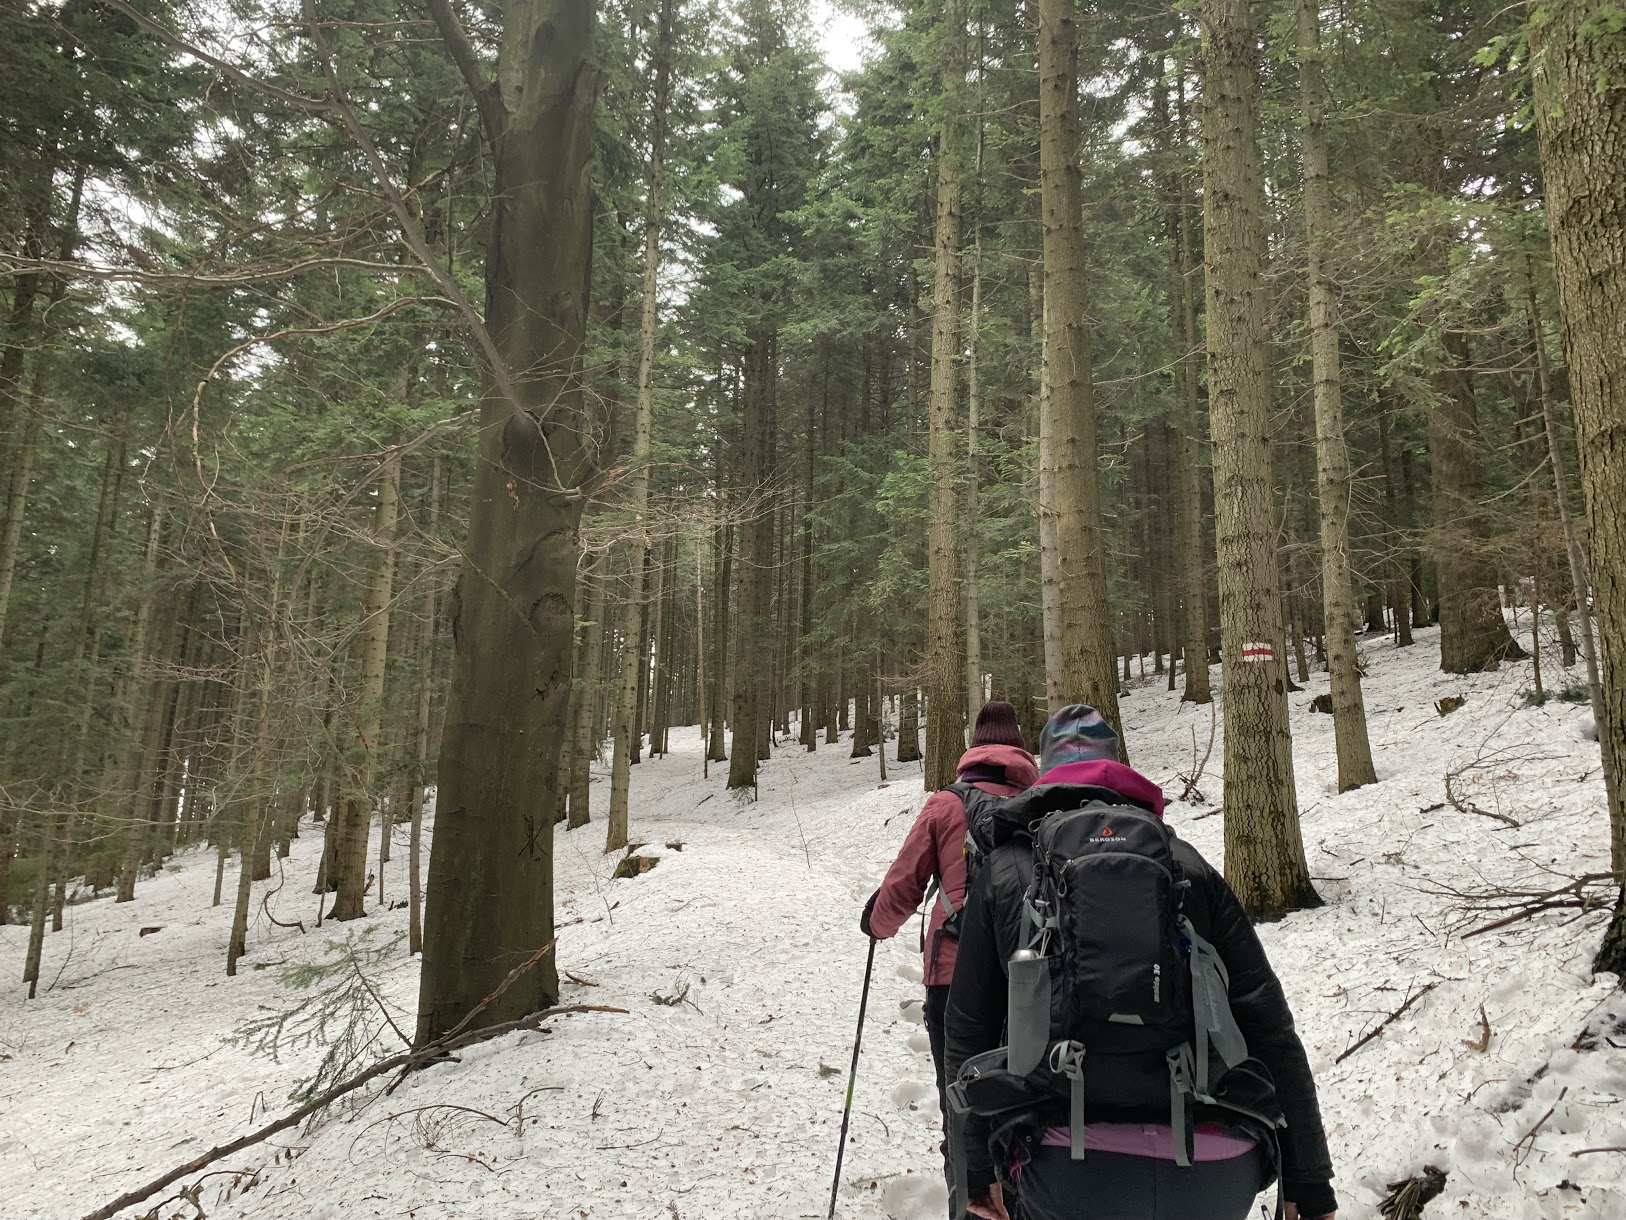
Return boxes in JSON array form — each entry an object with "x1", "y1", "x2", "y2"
[
  {"x1": 78, "y1": 943, "x2": 620, "y2": 1220},
  {"x1": 1432, "y1": 872, "x2": 1618, "y2": 940},
  {"x1": 1334, "y1": 981, "x2": 1439, "y2": 1064},
  {"x1": 1513, "y1": 1086, "x2": 1566, "y2": 1165},
  {"x1": 1444, "y1": 765, "x2": 1520, "y2": 828},
  {"x1": 1177, "y1": 705, "x2": 1218, "y2": 803}
]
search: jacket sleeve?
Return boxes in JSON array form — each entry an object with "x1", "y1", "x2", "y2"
[
  {"x1": 1202, "y1": 869, "x2": 1336, "y2": 1214},
  {"x1": 868, "y1": 792, "x2": 955, "y2": 941},
  {"x1": 942, "y1": 859, "x2": 1007, "y2": 1194}
]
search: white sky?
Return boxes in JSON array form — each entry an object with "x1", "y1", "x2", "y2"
[{"x1": 812, "y1": 0, "x2": 872, "y2": 77}]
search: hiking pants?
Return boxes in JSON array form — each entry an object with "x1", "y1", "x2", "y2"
[
  {"x1": 1013, "y1": 1145, "x2": 1265, "y2": 1220},
  {"x1": 924, "y1": 984, "x2": 953, "y2": 1207}
]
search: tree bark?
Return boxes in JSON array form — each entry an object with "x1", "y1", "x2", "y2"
[
  {"x1": 1297, "y1": 0, "x2": 1375, "y2": 792},
  {"x1": 1167, "y1": 65, "x2": 1212, "y2": 705},
  {"x1": 923, "y1": 0, "x2": 967, "y2": 792},
  {"x1": 1199, "y1": 0, "x2": 1318, "y2": 919},
  {"x1": 728, "y1": 337, "x2": 776, "y2": 791},
  {"x1": 115, "y1": 507, "x2": 171, "y2": 901},
  {"x1": 1529, "y1": 275, "x2": 1614, "y2": 853},
  {"x1": 1039, "y1": 0, "x2": 1123, "y2": 743},
  {"x1": 611, "y1": 3, "x2": 676, "y2": 838},
  {"x1": 409, "y1": 454, "x2": 443, "y2": 954},
  {"x1": 1430, "y1": 329, "x2": 1523, "y2": 674},
  {"x1": 417, "y1": 0, "x2": 601, "y2": 1044},
  {"x1": 566, "y1": 548, "x2": 604, "y2": 830},
  {"x1": 334, "y1": 454, "x2": 399, "y2": 920},
  {"x1": 1529, "y1": 3, "x2": 1626, "y2": 949}
]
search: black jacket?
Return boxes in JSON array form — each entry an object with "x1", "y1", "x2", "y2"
[{"x1": 943, "y1": 782, "x2": 1337, "y2": 1216}]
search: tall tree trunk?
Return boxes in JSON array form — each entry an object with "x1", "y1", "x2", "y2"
[
  {"x1": 1199, "y1": 0, "x2": 1318, "y2": 919},
  {"x1": 1529, "y1": 274, "x2": 1613, "y2": 847},
  {"x1": 1173, "y1": 85, "x2": 1211, "y2": 705},
  {"x1": 1430, "y1": 331, "x2": 1523, "y2": 674},
  {"x1": 610, "y1": 0, "x2": 675, "y2": 839},
  {"x1": 115, "y1": 507, "x2": 170, "y2": 901},
  {"x1": 1033, "y1": 257, "x2": 1064, "y2": 710},
  {"x1": 1378, "y1": 407, "x2": 1415, "y2": 646},
  {"x1": 567, "y1": 549, "x2": 605, "y2": 829},
  {"x1": 1529, "y1": 6, "x2": 1626, "y2": 954},
  {"x1": 409, "y1": 454, "x2": 443, "y2": 954},
  {"x1": 1039, "y1": 0, "x2": 1123, "y2": 743},
  {"x1": 417, "y1": 0, "x2": 599, "y2": 1042},
  {"x1": 923, "y1": 0, "x2": 967, "y2": 792},
  {"x1": 1297, "y1": 0, "x2": 1375, "y2": 792},
  {"x1": 333, "y1": 454, "x2": 399, "y2": 920},
  {"x1": 964, "y1": 236, "x2": 984, "y2": 723},
  {"x1": 728, "y1": 338, "x2": 776, "y2": 791},
  {"x1": 707, "y1": 520, "x2": 732, "y2": 763}
]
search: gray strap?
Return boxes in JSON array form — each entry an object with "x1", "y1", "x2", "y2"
[
  {"x1": 934, "y1": 880, "x2": 956, "y2": 918},
  {"x1": 1166, "y1": 1045, "x2": 1196, "y2": 1168},
  {"x1": 1020, "y1": 897, "x2": 1057, "y2": 952},
  {"x1": 1183, "y1": 917, "x2": 1248, "y2": 1094},
  {"x1": 1050, "y1": 1040, "x2": 1087, "y2": 1161}
]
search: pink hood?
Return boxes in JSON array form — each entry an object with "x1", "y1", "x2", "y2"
[
  {"x1": 957, "y1": 743, "x2": 1040, "y2": 788},
  {"x1": 1038, "y1": 758, "x2": 1166, "y2": 817}
]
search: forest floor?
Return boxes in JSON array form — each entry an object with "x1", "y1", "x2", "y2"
[{"x1": 3, "y1": 620, "x2": 1625, "y2": 1220}]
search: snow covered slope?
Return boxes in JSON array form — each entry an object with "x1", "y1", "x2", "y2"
[{"x1": 3, "y1": 622, "x2": 1623, "y2": 1220}]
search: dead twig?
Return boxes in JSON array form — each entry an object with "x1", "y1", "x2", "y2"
[
  {"x1": 1335, "y1": 982, "x2": 1439, "y2": 1064},
  {"x1": 1178, "y1": 706, "x2": 1217, "y2": 804},
  {"x1": 1513, "y1": 1086, "x2": 1567, "y2": 1166},
  {"x1": 1444, "y1": 766, "x2": 1519, "y2": 828}
]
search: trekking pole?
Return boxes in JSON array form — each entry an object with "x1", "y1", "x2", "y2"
[{"x1": 827, "y1": 935, "x2": 878, "y2": 1219}]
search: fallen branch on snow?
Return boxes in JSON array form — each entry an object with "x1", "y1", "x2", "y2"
[
  {"x1": 80, "y1": 943, "x2": 626, "y2": 1220},
  {"x1": 1334, "y1": 982, "x2": 1439, "y2": 1064},
  {"x1": 1426, "y1": 872, "x2": 1618, "y2": 940}
]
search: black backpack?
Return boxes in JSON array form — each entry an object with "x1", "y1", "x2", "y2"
[{"x1": 944, "y1": 789, "x2": 1286, "y2": 1214}]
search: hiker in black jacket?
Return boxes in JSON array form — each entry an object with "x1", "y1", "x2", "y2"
[{"x1": 943, "y1": 705, "x2": 1337, "y2": 1220}]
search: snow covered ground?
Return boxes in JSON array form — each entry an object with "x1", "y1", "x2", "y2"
[{"x1": 3, "y1": 621, "x2": 1624, "y2": 1220}]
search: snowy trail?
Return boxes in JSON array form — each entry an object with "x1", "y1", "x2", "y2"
[{"x1": 3, "y1": 623, "x2": 1626, "y2": 1219}]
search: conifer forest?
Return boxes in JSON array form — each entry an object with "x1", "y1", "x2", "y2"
[{"x1": 2, "y1": 1, "x2": 1625, "y2": 1218}]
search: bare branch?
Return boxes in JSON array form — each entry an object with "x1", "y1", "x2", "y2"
[
  {"x1": 425, "y1": 0, "x2": 504, "y2": 143},
  {"x1": 300, "y1": 0, "x2": 526, "y2": 428},
  {"x1": 93, "y1": 0, "x2": 335, "y2": 113}
]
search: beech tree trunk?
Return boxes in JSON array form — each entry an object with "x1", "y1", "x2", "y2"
[
  {"x1": 1529, "y1": 5, "x2": 1626, "y2": 967},
  {"x1": 416, "y1": 0, "x2": 600, "y2": 1042},
  {"x1": 1199, "y1": 0, "x2": 1318, "y2": 919},
  {"x1": 1297, "y1": 0, "x2": 1375, "y2": 792},
  {"x1": 1039, "y1": 0, "x2": 1123, "y2": 743}
]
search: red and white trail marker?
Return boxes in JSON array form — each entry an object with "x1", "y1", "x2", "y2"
[{"x1": 1241, "y1": 641, "x2": 1275, "y2": 664}]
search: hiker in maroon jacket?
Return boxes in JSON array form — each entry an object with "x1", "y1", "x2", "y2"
[{"x1": 861, "y1": 701, "x2": 1038, "y2": 1206}]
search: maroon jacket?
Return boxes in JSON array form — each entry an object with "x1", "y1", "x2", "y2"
[{"x1": 869, "y1": 744, "x2": 1039, "y2": 985}]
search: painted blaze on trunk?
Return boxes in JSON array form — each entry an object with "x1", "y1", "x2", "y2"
[{"x1": 416, "y1": 0, "x2": 602, "y2": 1045}]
